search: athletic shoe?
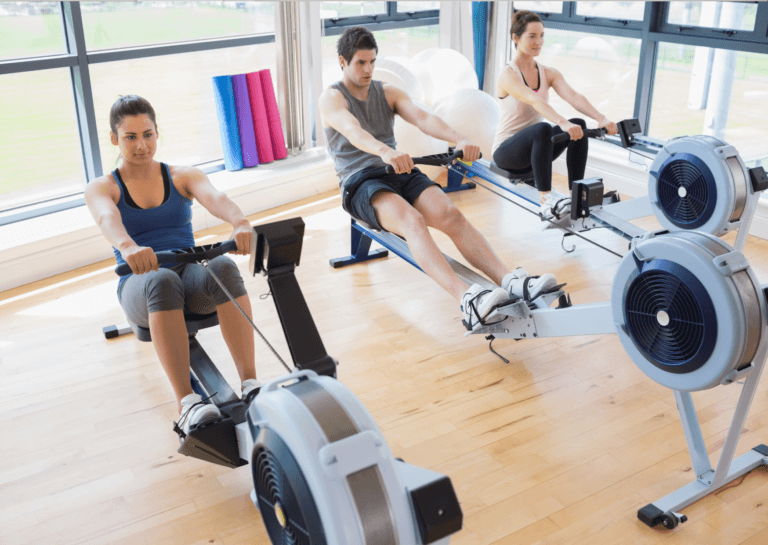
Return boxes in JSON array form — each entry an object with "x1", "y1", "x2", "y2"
[
  {"x1": 178, "y1": 393, "x2": 222, "y2": 435},
  {"x1": 540, "y1": 191, "x2": 571, "y2": 227},
  {"x1": 461, "y1": 283, "x2": 510, "y2": 330},
  {"x1": 242, "y1": 378, "x2": 263, "y2": 403},
  {"x1": 504, "y1": 267, "x2": 558, "y2": 301}
]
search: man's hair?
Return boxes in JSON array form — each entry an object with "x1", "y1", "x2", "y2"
[
  {"x1": 109, "y1": 94, "x2": 156, "y2": 134},
  {"x1": 337, "y1": 26, "x2": 378, "y2": 66}
]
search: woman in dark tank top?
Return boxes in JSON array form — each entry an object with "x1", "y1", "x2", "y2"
[{"x1": 84, "y1": 95, "x2": 261, "y2": 433}]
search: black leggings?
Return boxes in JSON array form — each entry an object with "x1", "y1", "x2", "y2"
[{"x1": 492, "y1": 118, "x2": 588, "y2": 192}]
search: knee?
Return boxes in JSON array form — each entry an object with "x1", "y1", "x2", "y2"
[
  {"x1": 400, "y1": 207, "x2": 429, "y2": 235},
  {"x1": 570, "y1": 118, "x2": 587, "y2": 129},
  {"x1": 145, "y1": 269, "x2": 184, "y2": 311},
  {"x1": 434, "y1": 203, "x2": 466, "y2": 233},
  {"x1": 206, "y1": 256, "x2": 246, "y2": 303}
]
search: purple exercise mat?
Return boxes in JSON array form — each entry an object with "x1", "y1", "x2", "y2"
[{"x1": 232, "y1": 74, "x2": 259, "y2": 167}]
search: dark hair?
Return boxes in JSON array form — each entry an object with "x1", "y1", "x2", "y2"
[
  {"x1": 109, "y1": 94, "x2": 156, "y2": 134},
  {"x1": 511, "y1": 10, "x2": 543, "y2": 48},
  {"x1": 337, "y1": 26, "x2": 378, "y2": 66}
]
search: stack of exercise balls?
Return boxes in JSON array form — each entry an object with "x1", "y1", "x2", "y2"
[
  {"x1": 372, "y1": 48, "x2": 501, "y2": 179},
  {"x1": 212, "y1": 69, "x2": 288, "y2": 171}
]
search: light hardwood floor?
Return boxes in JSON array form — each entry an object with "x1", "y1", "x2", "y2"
[{"x1": 4, "y1": 173, "x2": 768, "y2": 544}]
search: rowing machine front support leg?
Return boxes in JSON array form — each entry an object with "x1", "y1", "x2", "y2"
[{"x1": 329, "y1": 218, "x2": 389, "y2": 268}]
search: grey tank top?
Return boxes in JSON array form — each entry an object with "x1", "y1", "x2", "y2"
[{"x1": 324, "y1": 80, "x2": 397, "y2": 186}]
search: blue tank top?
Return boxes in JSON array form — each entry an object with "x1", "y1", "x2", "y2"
[{"x1": 112, "y1": 163, "x2": 195, "y2": 287}]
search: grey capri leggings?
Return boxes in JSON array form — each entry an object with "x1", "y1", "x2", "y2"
[{"x1": 117, "y1": 255, "x2": 247, "y2": 329}]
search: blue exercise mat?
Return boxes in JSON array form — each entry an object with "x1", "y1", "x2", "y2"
[{"x1": 212, "y1": 75, "x2": 244, "y2": 171}]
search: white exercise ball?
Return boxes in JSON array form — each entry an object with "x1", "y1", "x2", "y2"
[
  {"x1": 394, "y1": 101, "x2": 449, "y2": 179},
  {"x1": 375, "y1": 57, "x2": 425, "y2": 103},
  {"x1": 372, "y1": 67, "x2": 425, "y2": 104},
  {"x1": 410, "y1": 48, "x2": 478, "y2": 108},
  {"x1": 434, "y1": 88, "x2": 500, "y2": 160}
]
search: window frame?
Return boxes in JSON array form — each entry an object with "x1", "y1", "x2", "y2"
[
  {"x1": 513, "y1": 2, "x2": 768, "y2": 145},
  {"x1": 322, "y1": 1, "x2": 438, "y2": 35},
  {"x1": 0, "y1": 1, "x2": 276, "y2": 225}
]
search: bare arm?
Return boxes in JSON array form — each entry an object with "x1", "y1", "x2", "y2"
[
  {"x1": 387, "y1": 84, "x2": 480, "y2": 161},
  {"x1": 176, "y1": 166, "x2": 251, "y2": 254},
  {"x1": 547, "y1": 67, "x2": 618, "y2": 135},
  {"x1": 84, "y1": 176, "x2": 158, "y2": 274}
]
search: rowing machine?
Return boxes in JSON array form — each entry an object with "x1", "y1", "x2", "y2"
[
  {"x1": 105, "y1": 217, "x2": 463, "y2": 544},
  {"x1": 465, "y1": 228, "x2": 768, "y2": 529}
]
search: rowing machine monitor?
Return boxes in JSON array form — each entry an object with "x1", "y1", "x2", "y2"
[
  {"x1": 618, "y1": 118, "x2": 642, "y2": 148},
  {"x1": 570, "y1": 178, "x2": 604, "y2": 221}
]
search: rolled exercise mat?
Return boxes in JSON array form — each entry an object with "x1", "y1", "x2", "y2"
[
  {"x1": 212, "y1": 75, "x2": 243, "y2": 171},
  {"x1": 259, "y1": 69, "x2": 288, "y2": 159},
  {"x1": 245, "y1": 71, "x2": 274, "y2": 164},
  {"x1": 232, "y1": 74, "x2": 259, "y2": 167}
]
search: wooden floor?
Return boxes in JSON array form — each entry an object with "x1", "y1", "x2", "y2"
[{"x1": 4, "y1": 174, "x2": 768, "y2": 545}]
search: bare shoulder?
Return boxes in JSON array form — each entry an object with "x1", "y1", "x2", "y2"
[
  {"x1": 168, "y1": 164, "x2": 204, "y2": 183},
  {"x1": 543, "y1": 65, "x2": 562, "y2": 82},
  {"x1": 84, "y1": 173, "x2": 119, "y2": 203},
  {"x1": 382, "y1": 83, "x2": 408, "y2": 110},
  {"x1": 319, "y1": 86, "x2": 346, "y2": 109}
]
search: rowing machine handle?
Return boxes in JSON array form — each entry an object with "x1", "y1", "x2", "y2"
[
  {"x1": 552, "y1": 127, "x2": 607, "y2": 144},
  {"x1": 384, "y1": 149, "x2": 482, "y2": 175},
  {"x1": 115, "y1": 239, "x2": 239, "y2": 276}
]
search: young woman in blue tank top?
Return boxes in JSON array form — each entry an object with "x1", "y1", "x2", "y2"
[{"x1": 85, "y1": 95, "x2": 261, "y2": 433}]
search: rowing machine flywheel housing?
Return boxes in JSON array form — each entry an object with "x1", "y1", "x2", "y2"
[
  {"x1": 611, "y1": 231, "x2": 764, "y2": 391},
  {"x1": 247, "y1": 370, "x2": 463, "y2": 545},
  {"x1": 648, "y1": 136, "x2": 751, "y2": 236}
]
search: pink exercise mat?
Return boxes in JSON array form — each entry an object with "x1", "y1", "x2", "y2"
[
  {"x1": 258, "y1": 69, "x2": 288, "y2": 160},
  {"x1": 245, "y1": 71, "x2": 274, "y2": 164}
]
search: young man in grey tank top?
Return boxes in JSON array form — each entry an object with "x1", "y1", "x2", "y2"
[{"x1": 319, "y1": 27, "x2": 558, "y2": 330}]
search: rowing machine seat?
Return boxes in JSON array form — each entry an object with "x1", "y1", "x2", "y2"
[
  {"x1": 488, "y1": 162, "x2": 535, "y2": 186},
  {"x1": 128, "y1": 312, "x2": 220, "y2": 342}
]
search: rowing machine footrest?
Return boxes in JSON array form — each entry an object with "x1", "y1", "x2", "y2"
[
  {"x1": 178, "y1": 417, "x2": 247, "y2": 469},
  {"x1": 571, "y1": 178, "x2": 604, "y2": 220},
  {"x1": 603, "y1": 190, "x2": 620, "y2": 205}
]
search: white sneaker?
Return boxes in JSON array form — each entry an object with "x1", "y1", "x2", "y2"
[
  {"x1": 461, "y1": 284, "x2": 510, "y2": 330},
  {"x1": 179, "y1": 393, "x2": 222, "y2": 435},
  {"x1": 504, "y1": 267, "x2": 558, "y2": 301},
  {"x1": 541, "y1": 192, "x2": 571, "y2": 226},
  {"x1": 242, "y1": 378, "x2": 263, "y2": 402}
]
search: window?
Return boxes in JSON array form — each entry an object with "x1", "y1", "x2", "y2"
[
  {"x1": 574, "y1": 2, "x2": 646, "y2": 21},
  {"x1": 91, "y1": 43, "x2": 277, "y2": 169},
  {"x1": 0, "y1": 2, "x2": 65, "y2": 62},
  {"x1": 535, "y1": 29, "x2": 641, "y2": 129},
  {"x1": 513, "y1": 2, "x2": 564, "y2": 15},
  {"x1": 0, "y1": 2, "x2": 277, "y2": 218},
  {"x1": 81, "y1": 2, "x2": 275, "y2": 51},
  {"x1": 321, "y1": 25, "x2": 439, "y2": 89},
  {"x1": 321, "y1": 2, "x2": 388, "y2": 19},
  {"x1": 666, "y1": 2, "x2": 757, "y2": 32},
  {"x1": 649, "y1": 44, "x2": 768, "y2": 167},
  {"x1": 0, "y1": 68, "x2": 84, "y2": 211}
]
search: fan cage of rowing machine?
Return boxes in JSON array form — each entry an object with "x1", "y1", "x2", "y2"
[
  {"x1": 648, "y1": 136, "x2": 751, "y2": 237},
  {"x1": 247, "y1": 371, "x2": 459, "y2": 544},
  {"x1": 610, "y1": 231, "x2": 764, "y2": 392}
]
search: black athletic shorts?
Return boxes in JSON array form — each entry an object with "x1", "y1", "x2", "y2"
[{"x1": 341, "y1": 165, "x2": 438, "y2": 230}]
